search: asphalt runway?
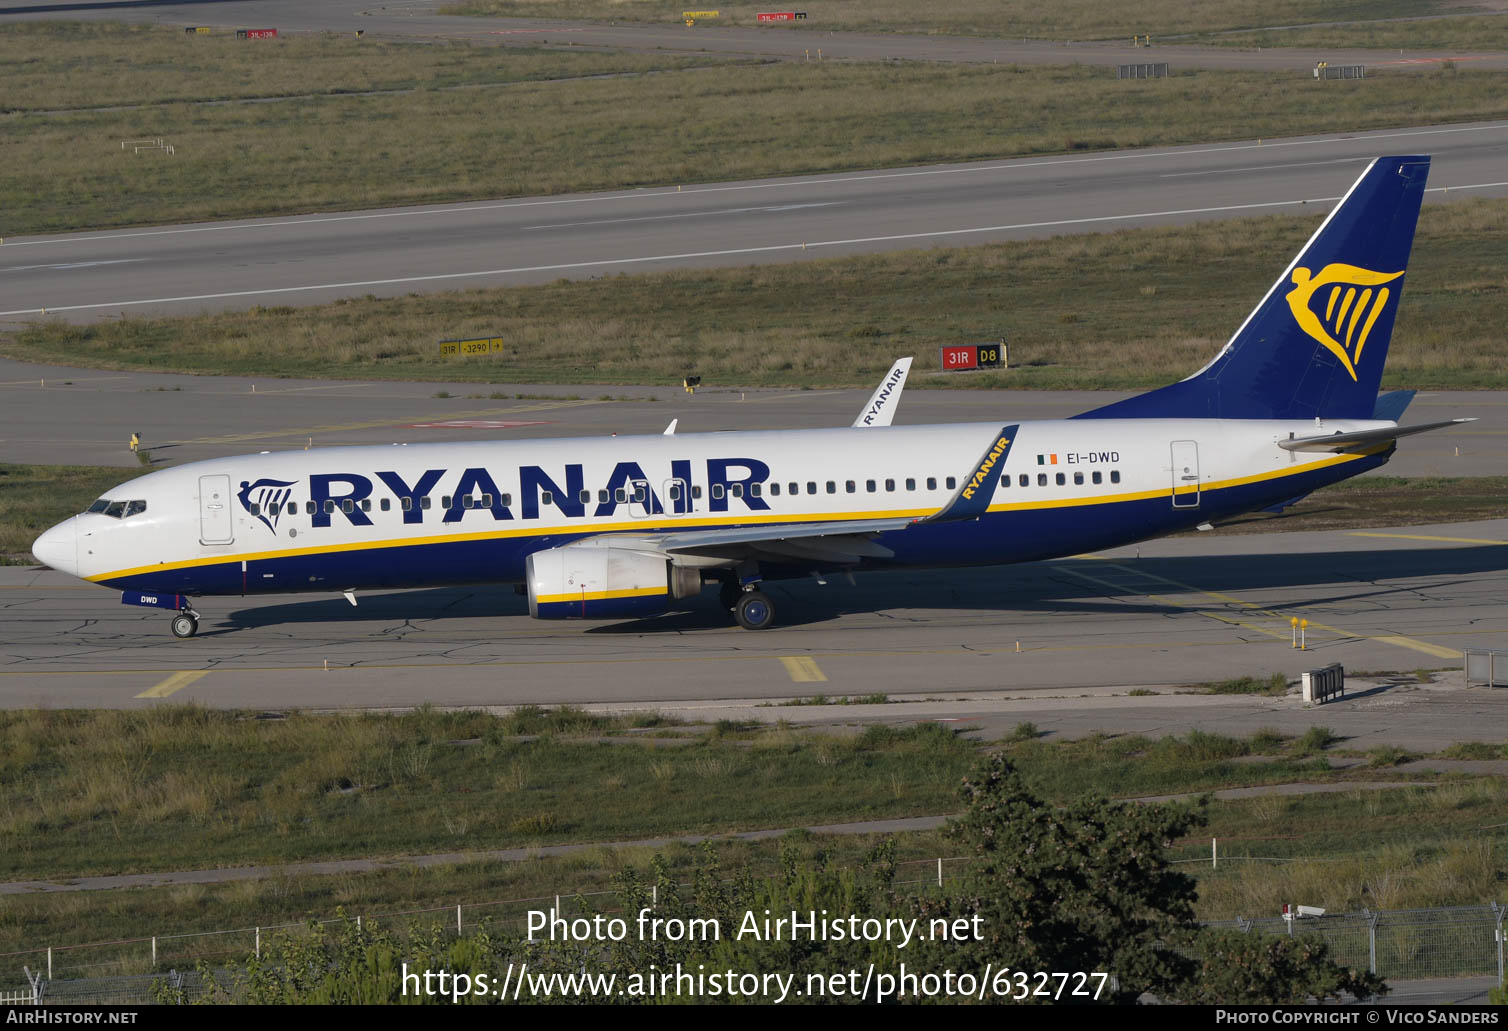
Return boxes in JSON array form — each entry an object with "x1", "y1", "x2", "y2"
[
  {"x1": 4, "y1": 0, "x2": 1506, "y2": 74},
  {"x1": 5, "y1": 123, "x2": 1508, "y2": 324},
  {"x1": 4, "y1": 514, "x2": 1507, "y2": 720}
]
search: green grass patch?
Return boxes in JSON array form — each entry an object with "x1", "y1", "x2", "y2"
[
  {"x1": 8, "y1": 22, "x2": 1508, "y2": 235},
  {"x1": 1442, "y1": 741, "x2": 1507, "y2": 759},
  {"x1": 1195, "y1": 16, "x2": 1508, "y2": 51},
  {"x1": 1202, "y1": 674, "x2": 1289, "y2": 696},
  {"x1": 445, "y1": 0, "x2": 1441, "y2": 43},
  {"x1": 9, "y1": 196, "x2": 1508, "y2": 390},
  {"x1": 0, "y1": 463, "x2": 138, "y2": 563}
]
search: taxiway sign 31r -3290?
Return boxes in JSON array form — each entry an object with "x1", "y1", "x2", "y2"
[{"x1": 32, "y1": 156, "x2": 1473, "y2": 636}]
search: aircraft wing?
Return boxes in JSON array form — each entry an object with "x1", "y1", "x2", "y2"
[
  {"x1": 656, "y1": 518, "x2": 915, "y2": 565},
  {"x1": 1277, "y1": 418, "x2": 1475, "y2": 453},
  {"x1": 852, "y1": 357, "x2": 912, "y2": 428}
]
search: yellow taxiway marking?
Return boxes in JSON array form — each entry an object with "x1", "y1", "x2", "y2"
[
  {"x1": 1371, "y1": 636, "x2": 1463, "y2": 660},
  {"x1": 780, "y1": 656, "x2": 828, "y2": 683},
  {"x1": 136, "y1": 670, "x2": 210, "y2": 699},
  {"x1": 1063, "y1": 561, "x2": 1462, "y2": 659},
  {"x1": 1349, "y1": 532, "x2": 1508, "y2": 545}
]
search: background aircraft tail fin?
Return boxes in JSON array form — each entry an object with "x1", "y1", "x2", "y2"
[{"x1": 1077, "y1": 156, "x2": 1430, "y2": 421}]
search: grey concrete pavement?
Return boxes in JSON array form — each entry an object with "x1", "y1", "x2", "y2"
[
  {"x1": 0, "y1": 356, "x2": 1499, "y2": 477},
  {"x1": 3, "y1": 518, "x2": 1506, "y2": 721},
  {"x1": 4, "y1": 122, "x2": 1508, "y2": 323}
]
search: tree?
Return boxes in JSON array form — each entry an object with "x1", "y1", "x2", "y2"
[{"x1": 1180, "y1": 929, "x2": 1387, "y2": 1004}]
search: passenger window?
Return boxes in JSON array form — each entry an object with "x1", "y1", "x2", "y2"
[
  {"x1": 286, "y1": 502, "x2": 296, "y2": 515},
  {"x1": 1110, "y1": 470, "x2": 1121, "y2": 484},
  {"x1": 1055, "y1": 473, "x2": 1065, "y2": 486},
  {"x1": 807, "y1": 482, "x2": 817, "y2": 495},
  {"x1": 441, "y1": 496, "x2": 451, "y2": 509},
  {"x1": 1000, "y1": 475, "x2": 1010, "y2": 488},
  {"x1": 789, "y1": 483, "x2": 799, "y2": 495},
  {"x1": 579, "y1": 490, "x2": 591, "y2": 505},
  {"x1": 1092, "y1": 471, "x2": 1102, "y2": 485},
  {"x1": 712, "y1": 484, "x2": 725, "y2": 499},
  {"x1": 826, "y1": 481, "x2": 836, "y2": 494},
  {"x1": 482, "y1": 494, "x2": 492, "y2": 507},
  {"x1": 729, "y1": 484, "x2": 743, "y2": 499},
  {"x1": 325, "y1": 500, "x2": 337, "y2": 514},
  {"x1": 1018, "y1": 474, "x2": 1028, "y2": 487},
  {"x1": 635, "y1": 485, "x2": 648, "y2": 502},
  {"x1": 692, "y1": 486, "x2": 703, "y2": 499},
  {"x1": 343, "y1": 499, "x2": 355, "y2": 513},
  {"x1": 1073, "y1": 472, "x2": 1084, "y2": 486},
  {"x1": 401, "y1": 497, "x2": 412, "y2": 511},
  {"x1": 381, "y1": 498, "x2": 391, "y2": 512},
  {"x1": 770, "y1": 483, "x2": 780, "y2": 496},
  {"x1": 1037, "y1": 474, "x2": 1047, "y2": 487},
  {"x1": 306, "y1": 501, "x2": 317, "y2": 514},
  {"x1": 885, "y1": 479, "x2": 895, "y2": 492},
  {"x1": 361, "y1": 499, "x2": 372, "y2": 512},
  {"x1": 750, "y1": 483, "x2": 762, "y2": 497},
  {"x1": 905, "y1": 478, "x2": 916, "y2": 491},
  {"x1": 945, "y1": 477, "x2": 956, "y2": 490},
  {"x1": 668, "y1": 484, "x2": 682, "y2": 502},
  {"x1": 616, "y1": 488, "x2": 628, "y2": 504},
  {"x1": 541, "y1": 491, "x2": 553, "y2": 506},
  {"x1": 866, "y1": 479, "x2": 876, "y2": 493},
  {"x1": 249, "y1": 503, "x2": 261, "y2": 516},
  {"x1": 420, "y1": 497, "x2": 432, "y2": 510},
  {"x1": 501, "y1": 494, "x2": 511, "y2": 507},
  {"x1": 598, "y1": 489, "x2": 610, "y2": 504},
  {"x1": 927, "y1": 477, "x2": 937, "y2": 491},
  {"x1": 463, "y1": 496, "x2": 475, "y2": 509}
]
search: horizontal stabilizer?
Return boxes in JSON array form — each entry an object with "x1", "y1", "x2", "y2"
[{"x1": 1277, "y1": 418, "x2": 1474, "y2": 453}]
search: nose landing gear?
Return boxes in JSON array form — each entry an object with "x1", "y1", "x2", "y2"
[{"x1": 170, "y1": 608, "x2": 200, "y2": 639}]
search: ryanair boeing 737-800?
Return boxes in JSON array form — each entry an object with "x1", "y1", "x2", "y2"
[{"x1": 31, "y1": 156, "x2": 1474, "y2": 637}]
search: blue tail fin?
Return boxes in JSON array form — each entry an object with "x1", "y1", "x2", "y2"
[{"x1": 1077, "y1": 156, "x2": 1430, "y2": 420}]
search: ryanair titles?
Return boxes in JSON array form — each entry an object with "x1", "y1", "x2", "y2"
[
  {"x1": 247, "y1": 457, "x2": 773, "y2": 531},
  {"x1": 961, "y1": 436, "x2": 1011, "y2": 501}
]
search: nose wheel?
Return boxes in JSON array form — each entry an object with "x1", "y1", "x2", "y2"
[{"x1": 171, "y1": 612, "x2": 200, "y2": 639}]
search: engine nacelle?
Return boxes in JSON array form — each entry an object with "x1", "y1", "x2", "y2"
[{"x1": 526, "y1": 543, "x2": 702, "y2": 619}]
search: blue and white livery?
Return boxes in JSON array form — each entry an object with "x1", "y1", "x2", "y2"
[{"x1": 31, "y1": 156, "x2": 1471, "y2": 635}]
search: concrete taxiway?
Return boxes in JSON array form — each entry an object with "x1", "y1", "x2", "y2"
[
  {"x1": 3, "y1": 518, "x2": 1505, "y2": 722},
  {"x1": 0, "y1": 356, "x2": 1500, "y2": 476},
  {"x1": 6, "y1": 122, "x2": 1508, "y2": 324}
]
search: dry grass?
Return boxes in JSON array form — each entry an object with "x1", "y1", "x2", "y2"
[
  {"x1": 8, "y1": 196, "x2": 1508, "y2": 390},
  {"x1": 0, "y1": 463, "x2": 137, "y2": 563},
  {"x1": 444, "y1": 0, "x2": 1435, "y2": 42},
  {"x1": 8, "y1": 24, "x2": 1508, "y2": 235},
  {"x1": 1198, "y1": 16, "x2": 1508, "y2": 50}
]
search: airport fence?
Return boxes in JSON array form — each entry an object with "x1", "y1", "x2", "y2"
[{"x1": 4, "y1": 859, "x2": 1504, "y2": 1002}]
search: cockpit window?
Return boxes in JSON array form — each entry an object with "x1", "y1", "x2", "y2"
[{"x1": 85, "y1": 498, "x2": 147, "y2": 519}]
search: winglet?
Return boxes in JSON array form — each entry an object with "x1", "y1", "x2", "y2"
[
  {"x1": 853, "y1": 357, "x2": 912, "y2": 428},
  {"x1": 920, "y1": 425, "x2": 1019, "y2": 523},
  {"x1": 663, "y1": 419, "x2": 678, "y2": 436}
]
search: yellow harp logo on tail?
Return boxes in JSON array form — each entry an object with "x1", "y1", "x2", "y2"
[{"x1": 1284, "y1": 263, "x2": 1404, "y2": 381}]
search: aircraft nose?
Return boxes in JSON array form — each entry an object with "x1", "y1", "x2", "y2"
[{"x1": 32, "y1": 517, "x2": 79, "y2": 577}]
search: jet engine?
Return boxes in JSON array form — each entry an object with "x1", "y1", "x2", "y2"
[{"x1": 526, "y1": 542, "x2": 702, "y2": 619}]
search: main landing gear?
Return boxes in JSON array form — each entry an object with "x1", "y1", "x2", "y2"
[
  {"x1": 719, "y1": 577, "x2": 775, "y2": 630},
  {"x1": 170, "y1": 608, "x2": 201, "y2": 639}
]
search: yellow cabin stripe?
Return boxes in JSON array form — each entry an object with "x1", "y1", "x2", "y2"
[
  {"x1": 87, "y1": 448, "x2": 1381, "y2": 584},
  {"x1": 135, "y1": 670, "x2": 209, "y2": 699}
]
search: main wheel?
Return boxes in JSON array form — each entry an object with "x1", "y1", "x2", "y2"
[
  {"x1": 171, "y1": 614, "x2": 198, "y2": 639},
  {"x1": 733, "y1": 591, "x2": 775, "y2": 631}
]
